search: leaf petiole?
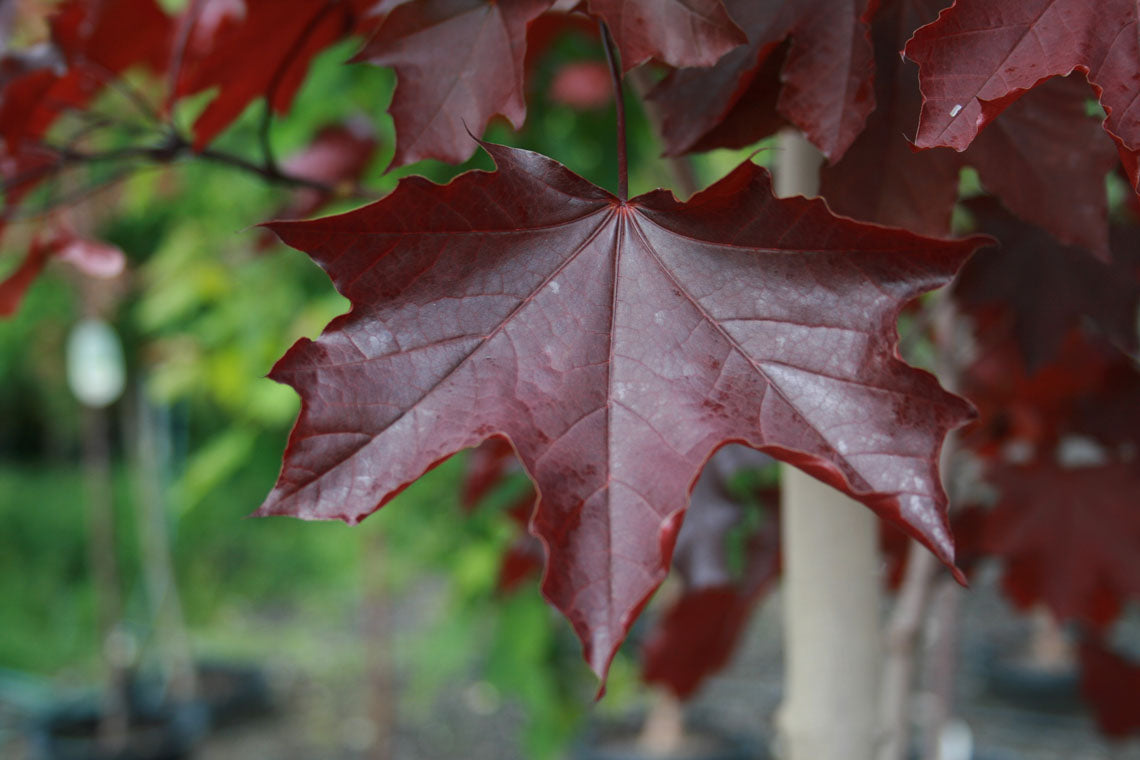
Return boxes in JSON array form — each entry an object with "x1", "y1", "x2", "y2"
[{"x1": 599, "y1": 21, "x2": 627, "y2": 202}]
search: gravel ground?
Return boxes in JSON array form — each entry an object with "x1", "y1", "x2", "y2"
[{"x1": 4, "y1": 565, "x2": 1138, "y2": 760}]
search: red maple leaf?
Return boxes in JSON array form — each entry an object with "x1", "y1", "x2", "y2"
[
  {"x1": 981, "y1": 459, "x2": 1140, "y2": 630},
  {"x1": 174, "y1": 0, "x2": 363, "y2": 151},
  {"x1": 354, "y1": 0, "x2": 554, "y2": 167},
  {"x1": 952, "y1": 198, "x2": 1140, "y2": 368},
  {"x1": 820, "y1": 0, "x2": 1117, "y2": 257},
  {"x1": 584, "y1": 0, "x2": 745, "y2": 71},
  {"x1": 258, "y1": 142, "x2": 979, "y2": 679},
  {"x1": 647, "y1": 0, "x2": 877, "y2": 161},
  {"x1": 1078, "y1": 636, "x2": 1140, "y2": 738},
  {"x1": 904, "y1": 0, "x2": 1140, "y2": 194}
]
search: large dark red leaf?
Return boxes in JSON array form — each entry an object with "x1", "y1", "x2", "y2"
[
  {"x1": 259, "y1": 142, "x2": 979, "y2": 680},
  {"x1": 175, "y1": 0, "x2": 361, "y2": 151},
  {"x1": 952, "y1": 198, "x2": 1140, "y2": 368},
  {"x1": 1078, "y1": 636, "x2": 1140, "y2": 738},
  {"x1": 820, "y1": 0, "x2": 1116, "y2": 257},
  {"x1": 904, "y1": 0, "x2": 1140, "y2": 194},
  {"x1": 585, "y1": 0, "x2": 745, "y2": 71},
  {"x1": 981, "y1": 459, "x2": 1140, "y2": 630},
  {"x1": 648, "y1": 0, "x2": 876, "y2": 161},
  {"x1": 354, "y1": 0, "x2": 554, "y2": 167}
]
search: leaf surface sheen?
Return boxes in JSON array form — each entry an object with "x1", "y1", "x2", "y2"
[
  {"x1": 905, "y1": 0, "x2": 1140, "y2": 193},
  {"x1": 355, "y1": 0, "x2": 554, "y2": 167},
  {"x1": 261, "y1": 142, "x2": 978, "y2": 679}
]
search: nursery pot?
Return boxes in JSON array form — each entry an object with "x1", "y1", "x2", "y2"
[
  {"x1": 574, "y1": 720, "x2": 766, "y2": 760},
  {"x1": 192, "y1": 661, "x2": 273, "y2": 729},
  {"x1": 32, "y1": 698, "x2": 207, "y2": 760},
  {"x1": 980, "y1": 643, "x2": 1081, "y2": 714}
]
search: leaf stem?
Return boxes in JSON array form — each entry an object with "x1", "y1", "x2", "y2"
[
  {"x1": 5, "y1": 132, "x2": 381, "y2": 221},
  {"x1": 599, "y1": 21, "x2": 627, "y2": 202}
]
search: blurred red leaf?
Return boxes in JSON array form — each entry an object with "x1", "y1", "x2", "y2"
[
  {"x1": 0, "y1": 0, "x2": 173, "y2": 149},
  {"x1": 275, "y1": 121, "x2": 378, "y2": 220},
  {"x1": 1079, "y1": 636, "x2": 1140, "y2": 739},
  {"x1": 549, "y1": 60, "x2": 611, "y2": 110},
  {"x1": 981, "y1": 459, "x2": 1140, "y2": 630},
  {"x1": 175, "y1": 0, "x2": 361, "y2": 150},
  {"x1": 952, "y1": 198, "x2": 1140, "y2": 369},
  {"x1": 648, "y1": 0, "x2": 876, "y2": 161},
  {"x1": 0, "y1": 227, "x2": 125, "y2": 317},
  {"x1": 959, "y1": 328, "x2": 1139, "y2": 456}
]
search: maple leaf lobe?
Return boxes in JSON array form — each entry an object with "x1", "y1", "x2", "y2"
[
  {"x1": 260, "y1": 142, "x2": 981, "y2": 679},
  {"x1": 905, "y1": 0, "x2": 1140, "y2": 192}
]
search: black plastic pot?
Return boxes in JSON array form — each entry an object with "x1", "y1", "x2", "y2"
[
  {"x1": 193, "y1": 661, "x2": 273, "y2": 729},
  {"x1": 573, "y1": 721, "x2": 767, "y2": 760},
  {"x1": 980, "y1": 645, "x2": 1082, "y2": 714},
  {"x1": 31, "y1": 698, "x2": 207, "y2": 760},
  {"x1": 128, "y1": 660, "x2": 273, "y2": 732}
]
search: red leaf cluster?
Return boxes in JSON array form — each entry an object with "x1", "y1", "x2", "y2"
[
  {"x1": 906, "y1": 0, "x2": 1140, "y2": 195},
  {"x1": 821, "y1": 0, "x2": 1118, "y2": 256},
  {"x1": 648, "y1": 0, "x2": 876, "y2": 161}
]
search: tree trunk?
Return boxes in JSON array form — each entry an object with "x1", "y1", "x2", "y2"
[{"x1": 775, "y1": 131, "x2": 883, "y2": 760}]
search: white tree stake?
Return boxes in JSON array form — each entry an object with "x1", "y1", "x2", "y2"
[{"x1": 775, "y1": 130, "x2": 883, "y2": 760}]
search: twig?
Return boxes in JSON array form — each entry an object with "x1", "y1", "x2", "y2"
[
  {"x1": 258, "y1": 0, "x2": 354, "y2": 174},
  {"x1": 165, "y1": 0, "x2": 208, "y2": 117},
  {"x1": 599, "y1": 21, "x2": 628, "y2": 201},
  {"x1": 628, "y1": 68, "x2": 701, "y2": 199},
  {"x1": 878, "y1": 542, "x2": 939, "y2": 760}
]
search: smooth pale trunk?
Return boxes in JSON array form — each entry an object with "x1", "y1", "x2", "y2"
[{"x1": 774, "y1": 131, "x2": 883, "y2": 760}]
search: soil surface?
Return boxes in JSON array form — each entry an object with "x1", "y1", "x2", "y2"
[{"x1": 3, "y1": 564, "x2": 1138, "y2": 759}]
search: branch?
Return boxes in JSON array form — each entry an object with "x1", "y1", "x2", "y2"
[{"x1": 5, "y1": 131, "x2": 380, "y2": 218}]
